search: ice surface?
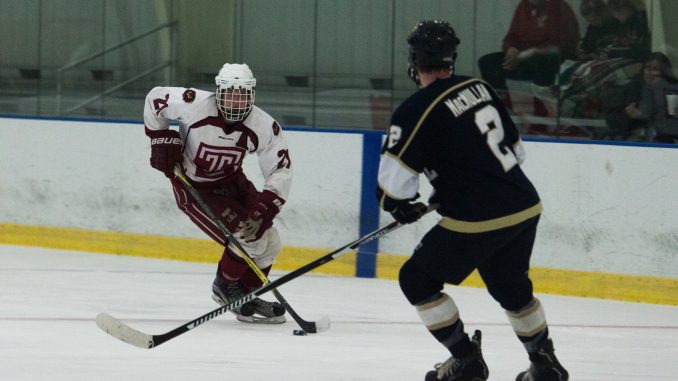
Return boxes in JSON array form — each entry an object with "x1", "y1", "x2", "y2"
[{"x1": 1, "y1": 245, "x2": 676, "y2": 380}]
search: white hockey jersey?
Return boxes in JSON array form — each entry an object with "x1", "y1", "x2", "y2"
[{"x1": 143, "y1": 86, "x2": 292, "y2": 201}]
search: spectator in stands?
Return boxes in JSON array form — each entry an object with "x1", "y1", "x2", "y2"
[
  {"x1": 478, "y1": 0, "x2": 579, "y2": 115},
  {"x1": 550, "y1": 0, "x2": 619, "y2": 102},
  {"x1": 576, "y1": 0, "x2": 618, "y2": 62},
  {"x1": 600, "y1": 57, "x2": 651, "y2": 140},
  {"x1": 623, "y1": 52, "x2": 678, "y2": 143},
  {"x1": 604, "y1": 0, "x2": 651, "y2": 60},
  {"x1": 532, "y1": 0, "x2": 650, "y2": 123}
]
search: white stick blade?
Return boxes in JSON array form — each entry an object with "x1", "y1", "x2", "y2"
[
  {"x1": 314, "y1": 315, "x2": 331, "y2": 333},
  {"x1": 96, "y1": 313, "x2": 154, "y2": 349}
]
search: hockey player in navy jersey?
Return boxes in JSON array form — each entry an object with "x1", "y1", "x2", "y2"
[
  {"x1": 143, "y1": 63, "x2": 292, "y2": 324},
  {"x1": 376, "y1": 20, "x2": 568, "y2": 381}
]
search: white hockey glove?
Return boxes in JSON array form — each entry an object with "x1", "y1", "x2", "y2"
[
  {"x1": 238, "y1": 190, "x2": 285, "y2": 242},
  {"x1": 238, "y1": 218, "x2": 262, "y2": 242}
]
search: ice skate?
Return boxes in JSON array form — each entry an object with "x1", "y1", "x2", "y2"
[
  {"x1": 515, "y1": 339, "x2": 568, "y2": 381},
  {"x1": 424, "y1": 330, "x2": 489, "y2": 381},
  {"x1": 212, "y1": 274, "x2": 286, "y2": 324},
  {"x1": 211, "y1": 274, "x2": 254, "y2": 317},
  {"x1": 234, "y1": 296, "x2": 287, "y2": 324}
]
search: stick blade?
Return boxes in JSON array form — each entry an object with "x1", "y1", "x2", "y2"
[
  {"x1": 313, "y1": 315, "x2": 331, "y2": 333},
  {"x1": 96, "y1": 313, "x2": 155, "y2": 349}
]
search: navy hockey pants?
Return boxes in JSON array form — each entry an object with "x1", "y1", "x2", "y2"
[{"x1": 399, "y1": 216, "x2": 539, "y2": 311}]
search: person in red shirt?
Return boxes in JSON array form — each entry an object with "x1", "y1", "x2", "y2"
[{"x1": 478, "y1": 0, "x2": 579, "y2": 111}]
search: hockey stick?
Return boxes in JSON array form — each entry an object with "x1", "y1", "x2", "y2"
[
  {"x1": 96, "y1": 204, "x2": 437, "y2": 349},
  {"x1": 172, "y1": 167, "x2": 325, "y2": 334}
]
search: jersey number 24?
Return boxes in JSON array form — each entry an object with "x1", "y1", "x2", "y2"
[{"x1": 474, "y1": 105, "x2": 518, "y2": 172}]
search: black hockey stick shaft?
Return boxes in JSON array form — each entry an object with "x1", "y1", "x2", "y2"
[
  {"x1": 144, "y1": 204, "x2": 437, "y2": 348},
  {"x1": 173, "y1": 167, "x2": 318, "y2": 333}
]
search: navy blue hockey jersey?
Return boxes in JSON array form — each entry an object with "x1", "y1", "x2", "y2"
[{"x1": 377, "y1": 76, "x2": 542, "y2": 233}]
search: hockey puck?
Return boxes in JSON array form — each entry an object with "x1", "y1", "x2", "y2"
[{"x1": 292, "y1": 329, "x2": 308, "y2": 336}]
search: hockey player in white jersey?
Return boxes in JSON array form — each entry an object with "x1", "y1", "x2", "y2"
[{"x1": 143, "y1": 63, "x2": 292, "y2": 324}]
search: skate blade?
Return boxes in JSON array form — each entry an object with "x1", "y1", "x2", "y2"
[
  {"x1": 235, "y1": 314, "x2": 287, "y2": 324},
  {"x1": 212, "y1": 294, "x2": 286, "y2": 324}
]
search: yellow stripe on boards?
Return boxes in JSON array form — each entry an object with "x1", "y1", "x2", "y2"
[
  {"x1": 0, "y1": 223, "x2": 357, "y2": 276},
  {"x1": 530, "y1": 268, "x2": 678, "y2": 306},
  {"x1": 375, "y1": 253, "x2": 678, "y2": 306},
  {"x1": 1, "y1": 223, "x2": 676, "y2": 306},
  {"x1": 0, "y1": 223, "x2": 223, "y2": 263}
]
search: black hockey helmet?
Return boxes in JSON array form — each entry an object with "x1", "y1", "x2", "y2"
[{"x1": 407, "y1": 20, "x2": 460, "y2": 85}]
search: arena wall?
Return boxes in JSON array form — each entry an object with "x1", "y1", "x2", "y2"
[{"x1": 1, "y1": 116, "x2": 676, "y2": 304}]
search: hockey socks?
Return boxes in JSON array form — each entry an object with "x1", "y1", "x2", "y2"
[
  {"x1": 506, "y1": 297, "x2": 549, "y2": 353},
  {"x1": 218, "y1": 246, "x2": 250, "y2": 282},
  {"x1": 416, "y1": 293, "x2": 474, "y2": 357}
]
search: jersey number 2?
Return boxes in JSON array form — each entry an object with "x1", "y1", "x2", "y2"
[{"x1": 474, "y1": 105, "x2": 517, "y2": 172}]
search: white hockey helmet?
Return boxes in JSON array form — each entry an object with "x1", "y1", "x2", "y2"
[{"x1": 215, "y1": 63, "x2": 256, "y2": 122}]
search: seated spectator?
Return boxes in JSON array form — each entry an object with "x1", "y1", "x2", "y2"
[
  {"x1": 624, "y1": 52, "x2": 678, "y2": 143},
  {"x1": 478, "y1": 0, "x2": 580, "y2": 114},
  {"x1": 532, "y1": 0, "x2": 650, "y2": 122},
  {"x1": 576, "y1": 0, "x2": 618, "y2": 61},
  {"x1": 533, "y1": 0, "x2": 616, "y2": 95},
  {"x1": 603, "y1": 0, "x2": 651, "y2": 60},
  {"x1": 601, "y1": 57, "x2": 651, "y2": 140}
]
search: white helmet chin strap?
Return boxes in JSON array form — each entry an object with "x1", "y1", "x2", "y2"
[{"x1": 215, "y1": 63, "x2": 256, "y2": 122}]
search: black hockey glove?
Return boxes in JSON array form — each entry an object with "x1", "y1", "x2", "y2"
[{"x1": 390, "y1": 201, "x2": 427, "y2": 224}]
